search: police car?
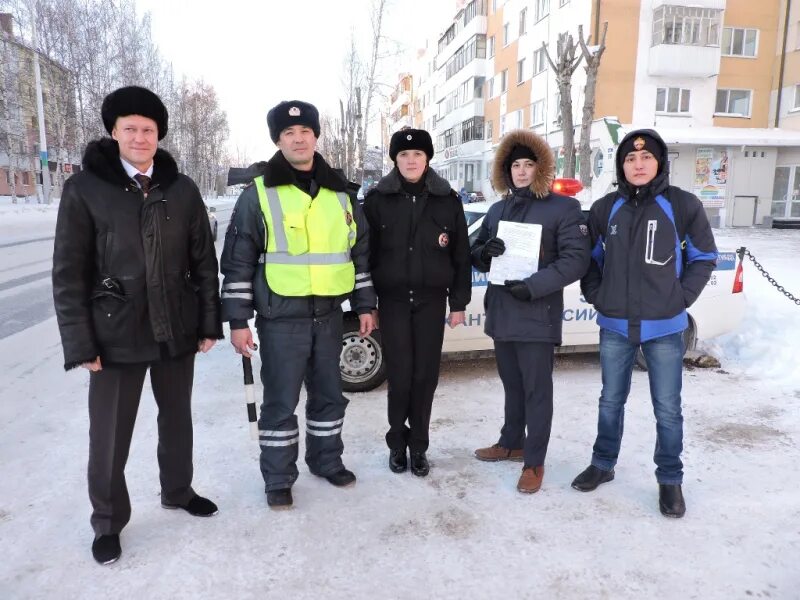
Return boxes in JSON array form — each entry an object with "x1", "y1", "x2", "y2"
[{"x1": 340, "y1": 192, "x2": 746, "y2": 392}]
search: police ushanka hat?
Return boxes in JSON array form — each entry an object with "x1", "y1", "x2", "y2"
[
  {"x1": 101, "y1": 86, "x2": 169, "y2": 140},
  {"x1": 389, "y1": 128, "x2": 434, "y2": 162},
  {"x1": 267, "y1": 100, "x2": 321, "y2": 142}
]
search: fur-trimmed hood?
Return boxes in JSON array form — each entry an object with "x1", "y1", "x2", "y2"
[
  {"x1": 246, "y1": 150, "x2": 348, "y2": 192},
  {"x1": 82, "y1": 137, "x2": 179, "y2": 187},
  {"x1": 374, "y1": 166, "x2": 452, "y2": 196},
  {"x1": 491, "y1": 129, "x2": 555, "y2": 198}
]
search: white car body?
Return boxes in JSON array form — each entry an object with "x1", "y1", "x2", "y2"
[{"x1": 340, "y1": 201, "x2": 745, "y2": 391}]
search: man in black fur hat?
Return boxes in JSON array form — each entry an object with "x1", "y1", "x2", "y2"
[
  {"x1": 52, "y1": 85, "x2": 223, "y2": 565},
  {"x1": 220, "y1": 100, "x2": 376, "y2": 510}
]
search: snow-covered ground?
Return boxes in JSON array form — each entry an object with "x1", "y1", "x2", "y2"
[{"x1": 1, "y1": 198, "x2": 798, "y2": 599}]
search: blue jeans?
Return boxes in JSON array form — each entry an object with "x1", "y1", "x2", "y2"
[{"x1": 591, "y1": 329, "x2": 684, "y2": 484}]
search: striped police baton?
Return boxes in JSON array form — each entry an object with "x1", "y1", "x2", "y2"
[{"x1": 242, "y1": 345, "x2": 259, "y2": 440}]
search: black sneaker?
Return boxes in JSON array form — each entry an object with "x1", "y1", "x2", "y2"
[
  {"x1": 162, "y1": 494, "x2": 218, "y2": 516},
  {"x1": 321, "y1": 468, "x2": 357, "y2": 487},
  {"x1": 389, "y1": 449, "x2": 408, "y2": 473},
  {"x1": 91, "y1": 534, "x2": 121, "y2": 565},
  {"x1": 266, "y1": 488, "x2": 293, "y2": 509},
  {"x1": 410, "y1": 452, "x2": 430, "y2": 477},
  {"x1": 659, "y1": 484, "x2": 686, "y2": 518},
  {"x1": 571, "y1": 465, "x2": 615, "y2": 492}
]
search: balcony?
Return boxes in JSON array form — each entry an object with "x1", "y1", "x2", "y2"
[
  {"x1": 389, "y1": 115, "x2": 413, "y2": 133},
  {"x1": 648, "y1": 43, "x2": 720, "y2": 78}
]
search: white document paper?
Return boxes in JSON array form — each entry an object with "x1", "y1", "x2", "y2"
[{"x1": 488, "y1": 220, "x2": 542, "y2": 285}]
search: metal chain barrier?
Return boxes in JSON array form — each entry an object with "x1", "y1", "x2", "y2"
[{"x1": 737, "y1": 246, "x2": 800, "y2": 306}]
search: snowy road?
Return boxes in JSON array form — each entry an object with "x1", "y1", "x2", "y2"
[{"x1": 0, "y1": 198, "x2": 798, "y2": 599}]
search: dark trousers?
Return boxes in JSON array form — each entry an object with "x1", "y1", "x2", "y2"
[
  {"x1": 379, "y1": 295, "x2": 447, "y2": 453},
  {"x1": 255, "y1": 311, "x2": 347, "y2": 491},
  {"x1": 87, "y1": 354, "x2": 196, "y2": 536},
  {"x1": 494, "y1": 341, "x2": 555, "y2": 467}
]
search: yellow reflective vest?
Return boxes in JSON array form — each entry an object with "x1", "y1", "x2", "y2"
[{"x1": 254, "y1": 176, "x2": 357, "y2": 296}]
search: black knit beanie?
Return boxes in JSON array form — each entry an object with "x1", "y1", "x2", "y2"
[{"x1": 617, "y1": 133, "x2": 663, "y2": 167}]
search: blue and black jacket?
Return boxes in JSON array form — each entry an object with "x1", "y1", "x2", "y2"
[{"x1": 580, "y1": 129, "x2": 718, "y2": 345}]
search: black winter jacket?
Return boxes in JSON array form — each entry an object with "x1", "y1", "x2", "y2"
[
  {"x1": 363, "y1": 168, "x2": 472, "y2": 311},
  {"x1": 220, "y1": 151, "x2": 376, "y2": 325},
  {"x1": 471, "y1": 129, "x2": 591, "y2": 344},
  {"x1": 52, "y1": 138, "x2": 222, "y2": 370},
  {"x1": 580, "y1": 128, "x2": 718, "y2": 344}
]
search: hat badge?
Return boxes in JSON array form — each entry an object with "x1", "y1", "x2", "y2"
[
  {"x1": 633, "y1": 137, "x2": 645, "y2": 150},
  {"x1": 406, "y1": 134, "x2": 412, "y2": 141},
  {"x1": 289, "y1": 106, "x2": 301, "y2": 116}
]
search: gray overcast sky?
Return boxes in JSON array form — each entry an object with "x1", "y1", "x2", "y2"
[{"x1": 134, "y1": 0, "x2": 456, "y2": 162}]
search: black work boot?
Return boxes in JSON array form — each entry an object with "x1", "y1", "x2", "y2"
[
  {"x1": 91, "y1": 534, "x2": 121, "y2": 565},
  {"x1": 162, "y1": 494, "x2": 218, "y2": 516},
  {"x1": 266, "y1": 488, "x2": 293, "y2": 510},
  {"x1": 571, "y1": 465, "x2": 615, "y2": 492},
  {"x1": 389, "y1": 449, "x2": 408, "y2": 473},
  {"x1": 322, "y1": 468, "x2": 357, "y2": 487},
  {"x1": 658, "y1": 484, "x2": 686, "y2": 518},
  {"x1": 410, "y1": 452, "x2": 430, "y2": 477}
]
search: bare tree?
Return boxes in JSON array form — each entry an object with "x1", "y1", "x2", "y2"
[
  {"x1": 0, "y1": 27, "x2": 24, "y2": 202},
  {"x1": 543, "y1": 32, "x2": 583, "y2": 178},
  {"x1": 355, "y1": 0, "x2": 388, "y2": 183},
  {"x1": 577, "y1": 22, "x2": 608, "y2": 187}
]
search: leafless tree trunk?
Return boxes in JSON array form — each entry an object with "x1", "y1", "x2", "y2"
[
  {"x1": 577, "y1": 22, "x2": 608, "y2": 187},
  {"x1": 0, "y1": 29, "x2": 23, "y2": 202},
  {"x1": 543, "y1": 32, "x2": 583, "y2": 178},
  {"x1": 355, "y1": 0, "x2": 388, "y2": 183}
]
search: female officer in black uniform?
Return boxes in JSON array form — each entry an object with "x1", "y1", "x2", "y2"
[{"x1": 363, "y1": 129, "x2": 472, "y2": 476}]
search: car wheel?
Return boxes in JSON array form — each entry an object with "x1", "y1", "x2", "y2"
[
  {"x1": 634, "y1": 317, "x2": 697, "y2": 371},
  {"x1": 340, "y1": 318, "x2": 386, "y2": 392}
]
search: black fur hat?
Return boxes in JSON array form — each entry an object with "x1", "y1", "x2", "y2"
[
  {"x1": 101, "y1": 86, "x2": 168, "y2": 140},
  {"x1": 267, "y1": 100, "x2": 321, "y2": 142},
  {"x1": 389, "y1": 128, "x2": 434, "y2": 162}
]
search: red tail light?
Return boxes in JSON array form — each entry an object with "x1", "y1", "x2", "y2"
[
  {"x1": 732, "y1": 261, "x2": 744, "y2": 293},
  {"x1": 551, "y1": 178, "x2": 584, "y2": 196}
]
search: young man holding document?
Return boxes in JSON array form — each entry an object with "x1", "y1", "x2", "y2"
[{"x1": 470, "y1": 129, "x2": 590, "y2": 494}]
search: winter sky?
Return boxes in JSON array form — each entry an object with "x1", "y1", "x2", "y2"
[{"x1": 133, "y1": 0, "x2": 456, "y2": 162}]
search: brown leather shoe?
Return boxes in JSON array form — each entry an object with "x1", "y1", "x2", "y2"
[
  {"x1": 517, "y1": 465, "x2": 545, "y2": 493},
  {"x1": 474, "y1": 443, "x2": 524, "y2": 462}
]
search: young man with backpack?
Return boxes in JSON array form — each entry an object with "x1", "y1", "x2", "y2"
[{"x1": 572, "y1": 129, "x2": 718, "y2": 518}]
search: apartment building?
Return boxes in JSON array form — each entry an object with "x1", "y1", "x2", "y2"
[
  {"x1": 1, "y1": 13, "x2": 79, "y2": 199},
  {"x1": 386, "y1": 0, "x2": 800, "y2": 225}
]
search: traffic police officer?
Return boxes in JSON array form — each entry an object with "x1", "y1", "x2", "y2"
[{"x1": 220, "y1": 100, "x2": 376, "y2": 509}]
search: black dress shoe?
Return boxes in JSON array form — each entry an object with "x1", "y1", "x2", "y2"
[
  {"x1": 91, "y1": 534, "x2": 121, "y2": 565},
  {"x1": 162, "y1": 494, "x2": 218, "y2": 516},
  {"x1": 659, "y1": 484, "x2": 686, "y2": 518},
  {"x1": 323, "y1": 468, "x2": 357, "y2": 487},
  {"x1": 266, "y1": 488, "x2": 293, "y2": 509},
  {"x1": 410, "y1": 452, "x2": 430, "y2": 477},
  {"x1": 571, "y1": 465, "x2": 615, "y2": 492},
  {"x1": 389, "y1": 449, "x2": 408, "y2": 473}
]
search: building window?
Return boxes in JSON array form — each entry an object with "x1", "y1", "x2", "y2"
[
  {"x1": 489, "y1": 35, "x2": 495, "y2": 58},
  {"x1": 463, "y1": 0, "x2": 486, "y2": 26},
  {"x1": 553, "y1": 92, "x2": 562, "y2": 125},
  {"x1": 519, "y1": 8, "x2": 527, "y2": 35},
  {"x1": 517, "y1": 58, "x2": 526, "y2": 84},
  {"x1": 793, "y1": 84, "x2": 800, "y2": 110},
  {"x1": 796, "y1": 20, "x2": 800, "y2": 50},
  {"x1": 444, "y1": 34, "x2": 487, "y2": 81},
  {"x1": 715, "y1": 89, "x2": 752, "y2": 117},
  {"x1": 534, "y1": 0, "x2": 549, "y2": 22},
  {"x1": 652, "y1": 5, "x2": 722, "y2": 47},
  {"x1": 487, "y1": 76, "x2": 495, "y2": 98},
  {"x1": 485, "y1": 120, "x2": 494, "y2": 141},
  {"x1": 500, "y1": 69, "x2": 508, "y2": 93},
  {"x1": 503, "y1": 22, "x2": 510, "y2": 46},
  {"x1": 462, "y1": 116, "x2": 485, "y2": 142},
  {"x1": 531, "y1": 99, "x2": 545, "y2": 125},
  {"x1": 500, "y1": 114, "x2": 507, "y2": 136},
  {"x1": 655, "y1": 87, "x2": 691, "y2": 113},
  {"x1": 532, "y1": 47, "x2": 548, "y2": 75},
  {"x1": 721, "y1": 28, "x2": 758, "y2": 57}
]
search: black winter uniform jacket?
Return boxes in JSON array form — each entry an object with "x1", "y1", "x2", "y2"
[
  {"x1": 52, "y1": 138, "x2": 223, "y2": 370},
  {"x1": 220, "y1": 151, "x2": 376, "y2": 326},
  {"x1": 362, "y1": 167, "x2": 472, "y2": 311},
  {"x1": 471, "y1": 129, "x2": 591, "y2": 344},
  {"x1": 580, "y1": 128, "x2": 718, "y2": 344}
]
